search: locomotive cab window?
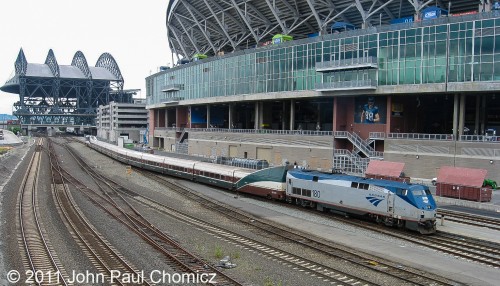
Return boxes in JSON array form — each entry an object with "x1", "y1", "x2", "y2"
[
  {"x1": 358, "y1": 183, "x2": 369, "y2": 190},
  {"x1": 351, "y1": 182, "x2": 358, "y2": 188}
]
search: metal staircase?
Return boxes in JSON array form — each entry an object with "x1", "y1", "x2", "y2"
[
  {"x1": 333, "y1": 131, "x2": 383, "y2": 175},
  {"x1": 333, "y1": 149, "x2": 370, "y2": 175}
]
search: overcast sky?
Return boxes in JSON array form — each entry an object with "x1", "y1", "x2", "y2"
[{"x1": 0, "y1": 0, "x2": 171, "y2": 115}]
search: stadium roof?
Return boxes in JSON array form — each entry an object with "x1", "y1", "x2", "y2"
[
  {"x1": 1, "y1": 49, "x2": 123, "y2": 94},
  {"x1": 166, "y1": 0, "x2": 481, "y2": 59}
]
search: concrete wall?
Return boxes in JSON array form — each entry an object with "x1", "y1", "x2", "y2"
[{"x1": 384, "y1": 139, "x2": 500, "y2": 181}]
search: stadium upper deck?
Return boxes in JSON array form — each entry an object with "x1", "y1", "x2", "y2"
[{"x1": 167, "y1": 0, "x2": 482, "y2": 59}]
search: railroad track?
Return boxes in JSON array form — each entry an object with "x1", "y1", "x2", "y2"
[
  {"x1": 57, "y1": 139, "x2": 242, "y2": 286},
  {"x1": 288, "y1": 202, "x2": 500, "y2": 269},
  {"x1": 18, "y1": 138, "x2": 68, "y2": 285},
  {"x1": 47, "y1": 139, "x2": 149, "y2": 286},
  {"x1": 137, "y1": 170, "x2": 460, "y2": 286},
  {"x1": 437, "y1": 209, "x2": 500, "y2": 231}
]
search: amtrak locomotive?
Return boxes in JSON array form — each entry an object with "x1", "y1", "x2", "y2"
[
  {"x1": 286, "y1": 170, "x2": 437, "y2": 234},
  {"x1": 86, "y1": 138, "x2": 437, "y2": 234}
]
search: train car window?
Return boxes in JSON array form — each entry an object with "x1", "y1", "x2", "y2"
[
  {"x1": 425, "y1": 189, "x2": 431, "y2": 196},
  {"x1": 306, "y1": 189, "x2": 312, "y2": 197},
  {"x1": 312, "y1": 176, "x2": 318, "y2": 182},
  {"x1": 288, "y1": 179, "x2": 291, "y2": 184},
  {"x1": 351, "y1": 182, "x2": 358, "y2": 188}
]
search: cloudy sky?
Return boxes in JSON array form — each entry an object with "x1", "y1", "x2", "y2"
[{"x1": 0, "y1": 0, "x2": 171, "y2": 115}]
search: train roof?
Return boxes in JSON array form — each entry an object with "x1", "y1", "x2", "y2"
[
  {"x1": 92, "y1": 139, "x2": 256, "y2": 176},
  {"x1": 287, "y1": 169, "x2": 424, "y2": 189},
  {"x1": 194, "y1": 161, "x2": 253, "y2": 177}
]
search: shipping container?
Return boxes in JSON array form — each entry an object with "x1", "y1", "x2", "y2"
[{"x1": 436, "y1": 183, "x2": 492, "y2": 202}]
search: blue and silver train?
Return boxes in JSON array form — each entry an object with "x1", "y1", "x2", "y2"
[{"x1": 286, "y1": 170, "x2": 437, "y2": 234}]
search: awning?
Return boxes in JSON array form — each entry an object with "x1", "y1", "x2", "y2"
[
  {"x1": 437, "y1": 166, "x2": 487, "y2": 187},
  {"x1": 365, "y1": 160, "x2": 405, "y2": 178}
]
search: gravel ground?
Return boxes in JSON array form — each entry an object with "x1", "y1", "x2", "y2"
[
  {"x1": 0, "y1": 140, "x2": 33, "y2": 285},
  {"x1": 52, "y1": 140, "x2": 179, "y2": 284}
]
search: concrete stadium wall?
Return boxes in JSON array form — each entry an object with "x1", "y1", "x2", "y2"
[{"x1": 384, "y1": 139, "x2": 500, "y2": 181}]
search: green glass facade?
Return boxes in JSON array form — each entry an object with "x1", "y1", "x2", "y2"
[{"x1": 147, "y1": 13, "x2": 500, "y2": 104}]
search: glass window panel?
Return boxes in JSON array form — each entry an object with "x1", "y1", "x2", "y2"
[
  {"x1": 482, "y1": 36, "x2": 494, "y2": 54},
  {"x1": 481, "y1": 63, "x2": 493, "y2": 80},
  {"x1": 494, "y1": 62, "x2": 500, "y2": 80}
]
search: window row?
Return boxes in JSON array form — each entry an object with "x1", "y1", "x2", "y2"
[{"x1": 291, "y1": 187, "x2": 312, "y2": 197}]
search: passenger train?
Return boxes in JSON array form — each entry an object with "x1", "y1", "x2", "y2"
[{"x1": 86, "y1": 137, "x2": 437, "y2": 234}]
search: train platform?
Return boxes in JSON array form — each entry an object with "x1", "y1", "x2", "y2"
[{"x1": 0, "y1": 129, "x2": 24, "y2": 146}]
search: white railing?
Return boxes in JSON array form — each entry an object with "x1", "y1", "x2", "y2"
[
  {"x1": 185, "y1": 127, "x2": 334, "y2": 136},
  {"x1": 369, "y1": 132, "x2": 386, "y2": 139},
  {"x1": 460, "y1": 135, "x2": 500, "y2": 142},
  {"x1": 315, "y1": 80, "x2": 377, "y2": 91},
  {"x1": 387, "y1": 133, "x2": 454, "y2": 141},
  {"x1": 316, "y1": 56, "x2": 378, "y2": 71}
]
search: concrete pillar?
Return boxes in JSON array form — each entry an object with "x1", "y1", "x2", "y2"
[
  {"x1": 290, "y1": 100, "x2": 295, "y2": 130},
  {"x1": 386, "y1": 95, "x2": 392, "y2": 134},
  {"x1": 481, "y1": 95, "x2": 487, "y2": 134},
  {"x1": 453, "y1": 94, "x2": 459, "y2": 139},
  {"x1": 155, "y1": 109, "x2": 159, "y2": 128},
  {"x1": 165, "y1": 108, "x2": 168, "y2": 127},
  {"x1": 282, "y1": 102, "x2": 286, "y2": 130},
  {"x1": 332, "y1": 97, "x2": 337, "y2": 132},
  {"x1": 475, "y1": 95, "x2": 480, "y2": 135},
  {"x1": 254, "y1": 102, "x2": 259, "y2": 130},
  {"x1": 458, "y1": 94, "x2": 466, "y2": 138},
  {"x1": 259, "y1": 102, "x2": 264, "y2": 129},
  {"x1": 207, "y1": 104, "x2": 210, "y2": 128},
  {"x1": 228, "y1": 104, "x2": 233, "y2": 129}
]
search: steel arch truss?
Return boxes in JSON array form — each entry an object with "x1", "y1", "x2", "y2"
[
  {"x1": 71, "y1": 51, "x2": 92, "y2": 79},
  {"x1": 166, "y1": 0, "x2": 477, "y2": 59},
  {"x1": 45, "y1": 49, "x2": 61, "y2": 111},
  {"x1": 96, "y1": 52, "x2": 124, "y2": 88},
  {"x1": 15, "y1": 48, "x2": 27, "y2": 76}
]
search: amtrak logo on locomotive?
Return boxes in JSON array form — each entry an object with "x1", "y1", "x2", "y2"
[{"x1": 366, "y1": 196, "x2": 384, "y2": 206}]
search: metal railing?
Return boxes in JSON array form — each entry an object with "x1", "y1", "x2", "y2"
[
  {"x1": 315, "y1": 80, "x2": 377, "y2": 91},
  {"x1": 316, "y1": 56, "x2": 378, "y2": 72},
  {"x1": 183, "y1": 127, "x2": 334, "y2": 136},
  {"x1": 460, "y1": 135, "x2": 500, "y2": 142},
  {"x1": 335, "y1": 131, "x2": 383, "y2": 158},
  {"x1": 369, "y1": 132, "x2": 386, "y2": 139},
  {"x1": 333, "y1": 149, "x2": 370, "y2": 175},
  {"x1": 387, "y1": 133, "x2": 454, "y2": 141},
  {"x1": 162, "y1": 84, "x2": 183, "y2": 92}
]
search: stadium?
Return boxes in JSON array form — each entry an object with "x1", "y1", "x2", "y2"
[
  {"x1": 149, "y1": 0, "x2": 499, "y2": 181},
  {"x1": 1, "y1": 49, "x2": 134, "y2": 130}
]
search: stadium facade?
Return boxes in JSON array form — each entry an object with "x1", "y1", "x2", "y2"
[{"x1": 147, "y1": 0, "x2": 500, "y2": 181}]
